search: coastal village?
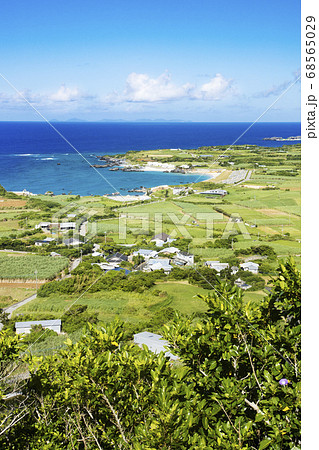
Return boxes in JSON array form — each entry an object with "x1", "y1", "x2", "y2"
[
  {"x1": 0, "y1": 142, "x2": 300, "y2": 346},
  {"x1": 0, "y1": 0, "x2": 302, "y2": 444}
]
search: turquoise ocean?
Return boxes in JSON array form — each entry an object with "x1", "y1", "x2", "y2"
[{"x1": 0, "y1": 122, "x2": 300, "y2": 196}]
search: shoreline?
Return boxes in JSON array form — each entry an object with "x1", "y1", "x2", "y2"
[
  {"x1": 9, "y1": 168, "x2": 215, "y2": 199},
  {"x1": 3, "y1": 135, "x2": 300, "y2": 197}
]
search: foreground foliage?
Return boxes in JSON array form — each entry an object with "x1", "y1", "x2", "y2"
[{"x1": 0, "y1": 259, "x2": 300, "y2": 449}]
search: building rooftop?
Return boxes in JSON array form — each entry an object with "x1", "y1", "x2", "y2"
[
  {"x1": 134, "y1": 249, "x2": 158, "y2": 256},
  {"x1": 241, "y1": 262, "x2": 259, "y2": 268},
  {"x1": 134, "y1": 331, "x2": 178, "y2": 360},
  {"x1": 106, "y1": 252, "x2": 128, "y2": 261},
  {"x1": 159, "y1": 247, "x2": 180, "y2": 254},
  {"x1": 15, "y1": 320, "x2": 61, "y2": 328},
  {"x1": 151, "y1": 232, "x2": 171, "y2": 241}
]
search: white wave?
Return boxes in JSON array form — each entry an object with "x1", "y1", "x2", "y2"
[{"x1": 41, "y1": 157, "x2": 56, "y2": 160}]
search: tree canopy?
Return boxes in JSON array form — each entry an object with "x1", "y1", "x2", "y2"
[{"x1": 0, "y1": 258, "x2": 300, "y2": 449}]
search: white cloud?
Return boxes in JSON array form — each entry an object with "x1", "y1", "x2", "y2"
[
  {"x1": 0, "y1": 89, "x2": 42, "y2": 107},
  {"x1": 197, "y1": 73, "x2": 233, "y2": 100},
  {"x1": 0, "y1": 84, "x2": 94, "y2": 112},
  {"x1": 122, "y1": 72, "x2": 192, "y2": 103},
  {"x1": 0, "y1": 73, "x2": 234, "y2": 114},
  {"x1": 49, "y1": 85, "x2": 83, "y2": 102},
  {"x1": 104, "y1": 71, "x2": 232, "y2": 104}
]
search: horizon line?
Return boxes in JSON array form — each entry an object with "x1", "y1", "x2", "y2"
[{"x1": 0, "y1": 120, "x2": 302, "y2": 124}]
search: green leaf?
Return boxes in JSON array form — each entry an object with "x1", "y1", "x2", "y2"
[
  {"x1": 259, "y1": 438, "x2": 272, "y2": 449},
  {"x1": 255, "y1": 413, "x2": 265, "y2": 423},
  {"x1": 211, "y1": 404, "x2": 221, "y2": 415},
  {"x1": 263, "y1": 370, "x2": 272, "y2": 384}
]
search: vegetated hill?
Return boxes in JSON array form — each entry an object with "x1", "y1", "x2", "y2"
[{"x1": 0, "y1": 258, "x2": 300, "y2": 448}]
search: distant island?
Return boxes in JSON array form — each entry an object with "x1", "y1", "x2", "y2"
[{"x1": 263, "y1": 136, "x2": 301, "y2": 141}]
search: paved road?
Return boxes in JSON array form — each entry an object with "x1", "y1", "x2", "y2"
[
  {"x1": 4, "y1": 294, "x2": 37, "y2": 319},
  {"x1": 70, "y1": 257, "x2": 81, "y2": 271},
  {"x1": 0, "y1": 293, "x2": 38, "y2": 331}
]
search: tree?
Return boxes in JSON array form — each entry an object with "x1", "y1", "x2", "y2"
[
  {"x1": 0, "y1": 259, "x2": 300, "y2": 448},
  {"x1": 0, "y1": 330, "x2": 28, "y2": 441},
  {"x1": 188, "y1": 266, "x2": 218, "y2": 289},
  {"x1": 132, "y1": 254, "x2": 145, "y2": 266},
  {"x1": 162, "y1": 257, "x2": 300, "y2": 448},
  {"x1": 22, "y1": 325, "x2": 58, "y2": 345},
  {"x1": 61, "y1": 304, "x2": 98, "y2": 333}
]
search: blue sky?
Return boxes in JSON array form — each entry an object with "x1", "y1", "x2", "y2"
[{"x1": 0, "y1": 0, "x2": 301, "y2": 121}]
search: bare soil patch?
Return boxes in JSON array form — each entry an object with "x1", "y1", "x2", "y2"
[
  {"x1": 257, "y1": 208, "x2": 290, "y2": 217},
  {"x1": 0, "y1": 198, "x2": 27, "y2": 208}
]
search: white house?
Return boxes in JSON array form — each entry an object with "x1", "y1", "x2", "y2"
[
  {"x1": 35, "y1": 222, "x2": 76, "y2": 232},
  {"x1": 15, "y1": 320, "x2": 62, "y2": 334},
  {"x1": 35, "y1": 222, "x2": 52, "y2": 231},
  {"x1": 133, "y1": 249, "x2": 158, "y2": 260},
  {"x1": 205, "y1": 261, "x2": 229, "y2": 273},
  {"x1": 199, "y1": 189, "x2": 228, "y2": 196},
  {"x1": 173, "y1": 187, "x2": 185, "y2": 195},
  {"x1": 59, "y1": 222, "x2": 76, "y2": 231},
  {"x1": 144, "y1": 258, "x2": 172, "y2": 273},
  {"x1": 134, "y1": 331, "x2": 178, "y2": 360},
  {"x1": 150, "y1": 233, "x2": 175, "y2": 247},
  {"x1": 234, "y1": 278, "x2": 252, "y2": 290},
  {"x1": 174, "y1": 251, "x2": 194, "y2": 266},
  {"x1": 240, "y1": 262, "x2": 259, "y2": 274},
  {"x1": 158, "y1": 247, "x2": 180, "y2": 255},
  {"x1": 35, "y1": 237, "x2": 55, "y2": 246},
  {"x1": 91, "y1": 262, "x2": 119, "y2": 271},
  {"x1": 106, "y1": 252, "x2": 128, "y2": 264}
]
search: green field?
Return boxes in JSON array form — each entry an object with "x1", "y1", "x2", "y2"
[
  {"x1": 13, "y1": 281, "x2": 210, "y2": 322},
  {"x1": 152, "y1": 281, "x2": 209, "y2": 314},
  {"x1": 0, "y1": 285, "x2": 37, "y2": 307},
  {"x1": 12, "y1": 291, "x2": 161, "y2": 323},
  {"x1": 0, "y1": 254, "x2": 69, "y2": 280},
  {"x1": 1, "y1": 144, "x2": 301, "y2": 333},
  {"x1": 13, "y1": 280, "x2": 268, "y2": 326}
]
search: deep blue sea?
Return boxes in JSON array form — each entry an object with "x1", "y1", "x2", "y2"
[{"x1": 0, "y1": 122, "x2": 301, "y2": 196}]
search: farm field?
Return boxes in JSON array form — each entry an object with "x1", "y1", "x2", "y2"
[
  {"x1": 0, "y1": 254, "x2": 69, "y2": 280},
  {"x1": 0, "y1": 219, "x2": 21, "y2": 237},
  {"x1": 232, "y1": 238, "x2": 301, "y2": 256},
  {"x1": 0, "y1": 143, "x2": 301, "y2": 334},
  {"x1": 12, "y1": 282, "x2": 210, "y2": 323},
  {"x1": 11, "y1": 291, "x2": 162, "y2": 323},
  {"x1": 0, "y1": 285, "x2": 37, "y2": 308},
  {"x1": 11, "y1": 278, "x2": 268, "y2": 328},
  {"x1": 151, "y1": 281, "x2": 209, "y2": 315},
  {"x1": 0, "y1": 198, "x2": 27, "y2": 209}
]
